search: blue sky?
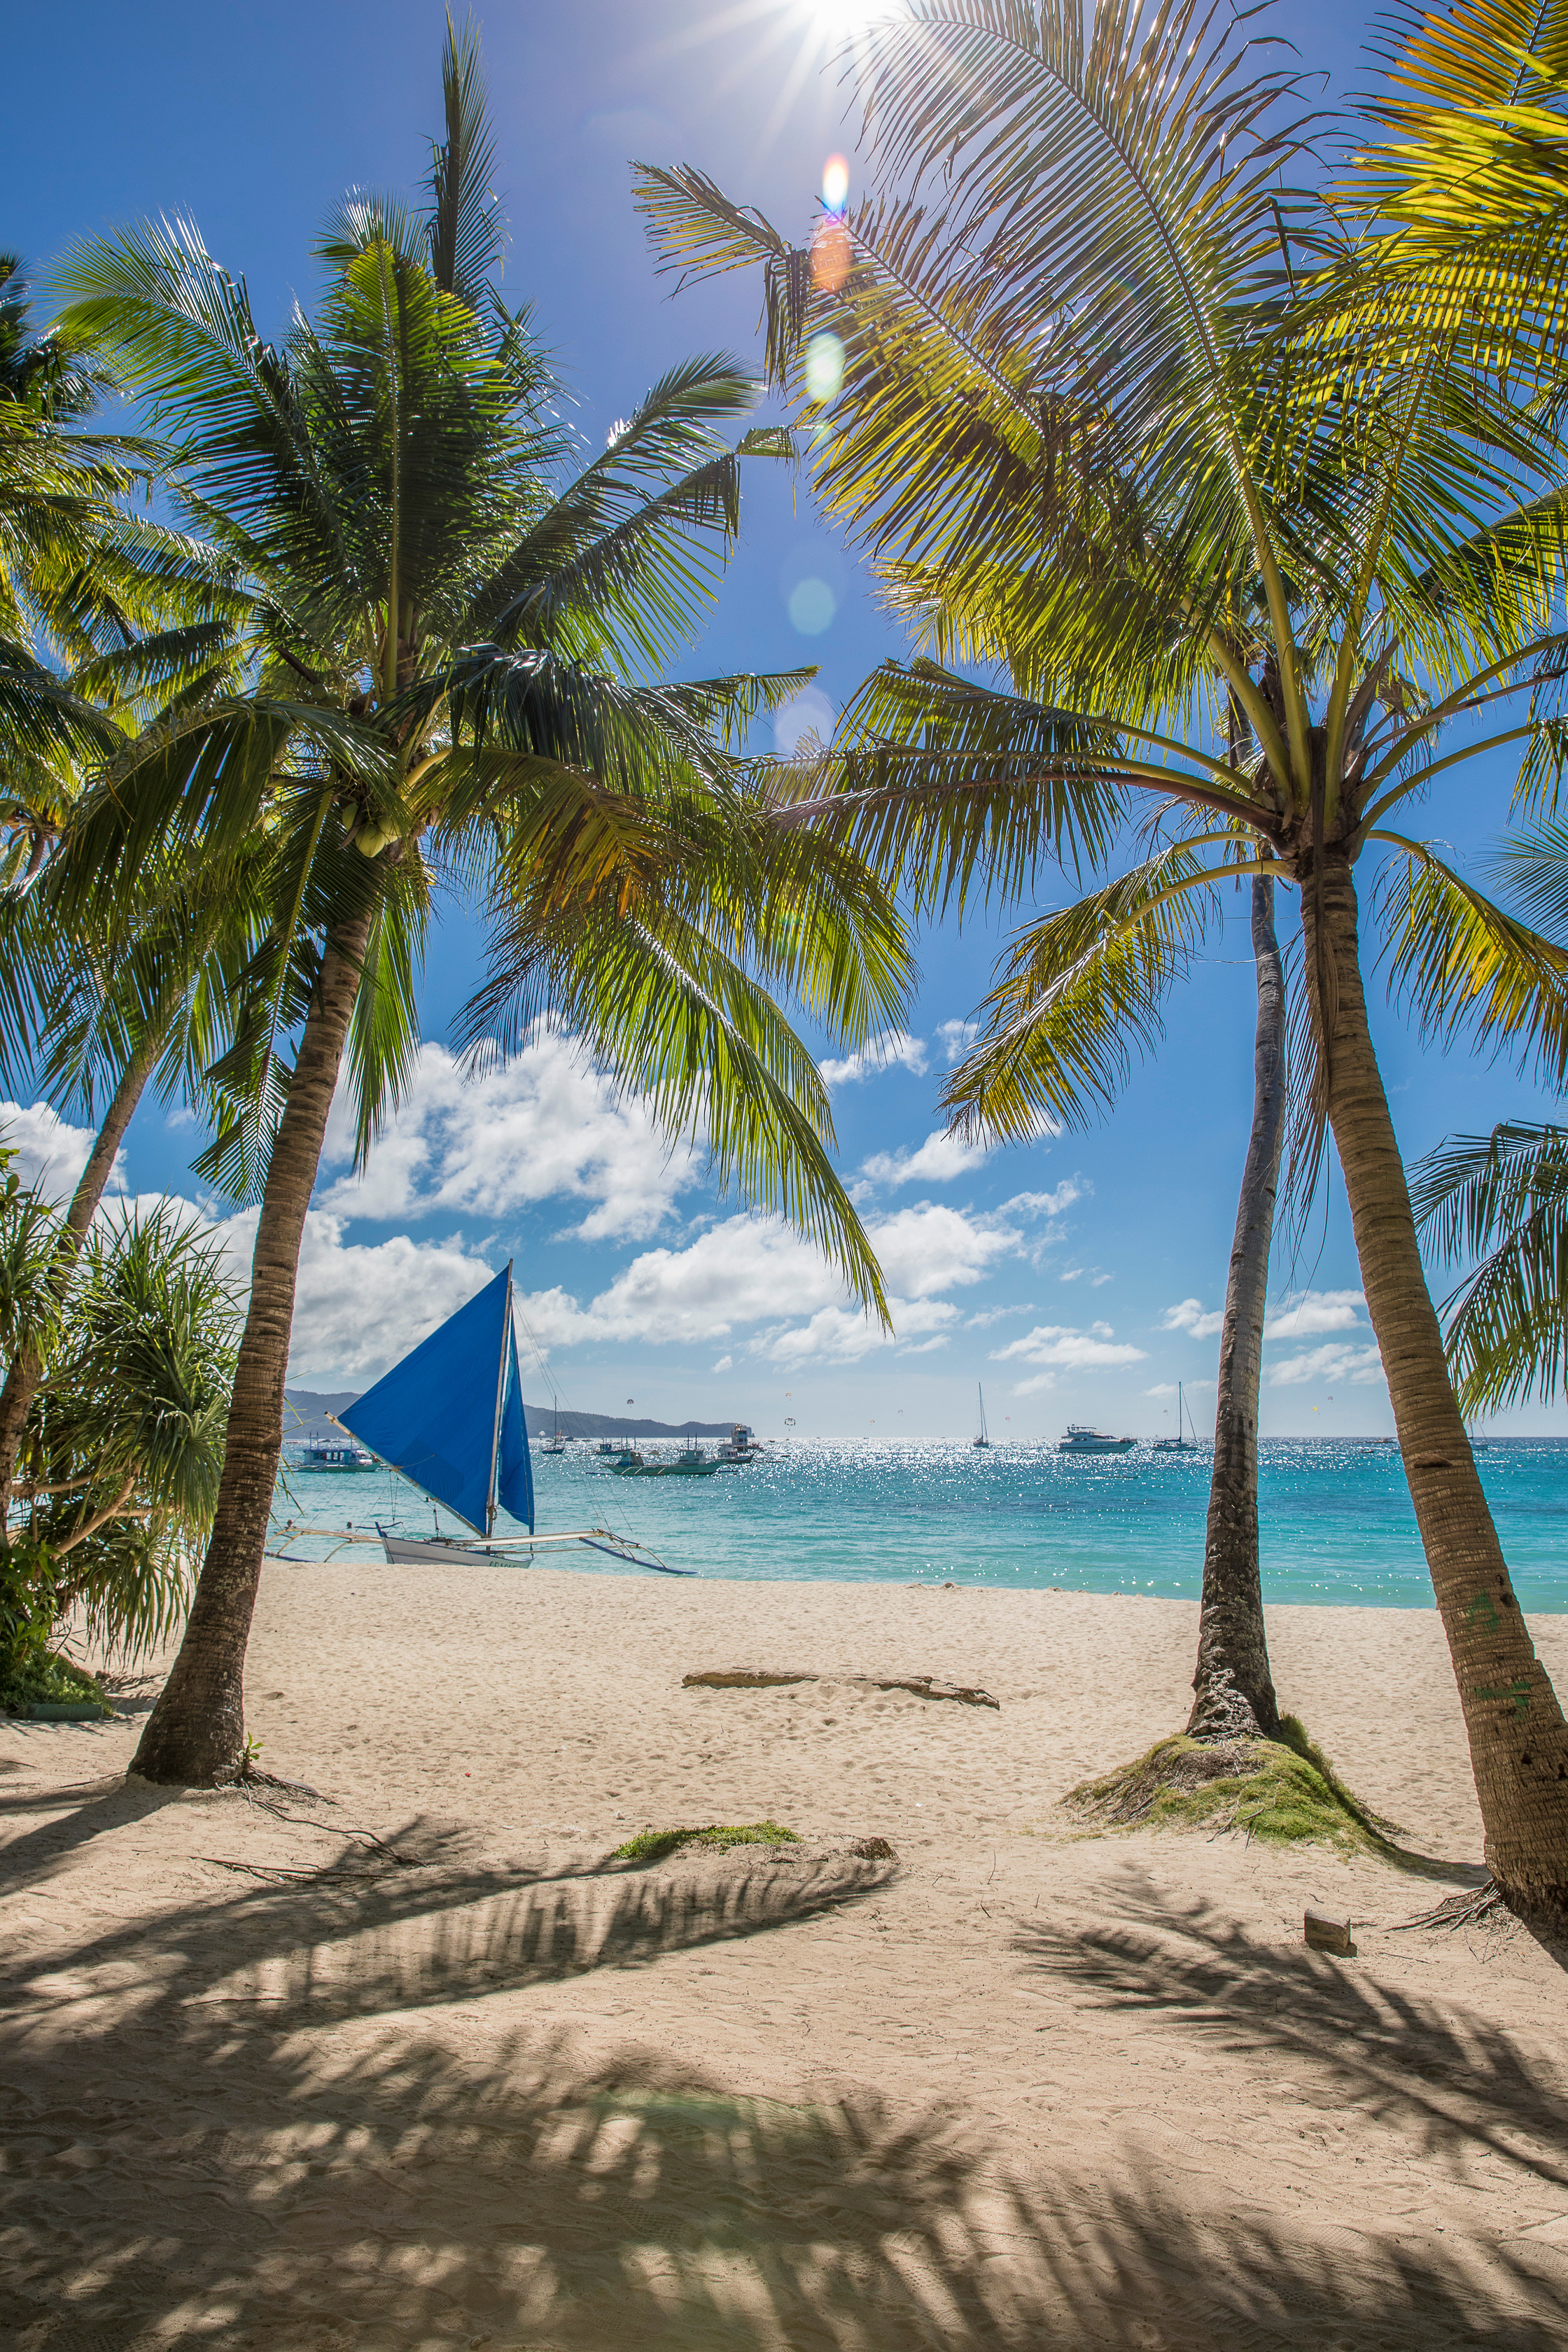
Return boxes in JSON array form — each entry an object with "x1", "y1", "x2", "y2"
[{"x1": 9, "y1": 0, "x2": 1564, "y2": 1440}]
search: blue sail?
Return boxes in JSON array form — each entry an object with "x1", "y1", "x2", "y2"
[
  {"x1": 338, "y1": 1266, "x2": 533, "y2": 1535},
  {"x1": 496, "y1": 1314, "x2": 534, "y2": 1532}
]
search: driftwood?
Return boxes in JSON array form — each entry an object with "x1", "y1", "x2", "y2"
[{"x1": 682, "y1": 1667, "x2": 999, "y2": 1711}]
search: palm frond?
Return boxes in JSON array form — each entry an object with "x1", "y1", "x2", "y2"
[
  {"x1": 1376, "y1": 831, "x2": 1568, "y2": 1084},
  {"x1": 941, "y1": 838, "x2": 1229, "y2": 1140}
]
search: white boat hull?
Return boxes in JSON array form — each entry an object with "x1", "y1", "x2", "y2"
[{"x1": 381, "y1": 1535, "x2": 519, "y2": 1567}]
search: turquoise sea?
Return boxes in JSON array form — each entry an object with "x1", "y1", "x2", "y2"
[{"x1": 269, "y1": 1438, "x2": 1568, "y2": 1609}]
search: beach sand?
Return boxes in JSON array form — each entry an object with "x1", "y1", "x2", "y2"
[{"x1": 4, "y1": 1565, "x2": 1567, "y2": 2348}]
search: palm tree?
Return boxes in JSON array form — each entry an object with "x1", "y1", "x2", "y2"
[
  {"x1": 0, "y1": 251, "x2": 164, "y2": 788},
  {"x1": 1186, "y1": 874, "x2": 1286, "y2": 1742},
  {"x1": 634, "y1": 0, "x2": 1568, "y2": 1923},
  {"x1": 0, "y1": 840, "x2": 267, "y2": 1516},
  {"x1": 0, "y1": 264, "x2": 259, "y2": 1524},
  {"x1": 51, "y1": 23, "x2": 909, "y2": 1787}
]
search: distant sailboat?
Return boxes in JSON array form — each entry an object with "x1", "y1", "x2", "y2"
[
  {"x1": 1151, "y1": 1382, "x2": 1200, "y2": 1454},
  {"x1": 973, "y1": 1384, "x2": 991, "y2": 1449},
  {"x1": 541, "y1": 1399, "x2": 567, "y2": 1455}
]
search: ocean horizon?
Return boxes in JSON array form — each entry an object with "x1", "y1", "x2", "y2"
[{"x1": 269, "y1": 1434, "x2": 1568, "y2": 1610}]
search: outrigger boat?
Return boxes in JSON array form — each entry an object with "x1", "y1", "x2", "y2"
[
  {"x1": 614, "y1": 1436, "x2": 722, "y2": 1478},
  {"x1": 328, "y1": 1266, "x2": 690, "y2": 1573}
]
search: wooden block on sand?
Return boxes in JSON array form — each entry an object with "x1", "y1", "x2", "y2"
[{"x1": 1304, "y1": 1907, "x2": 1357, "y2": 1956}]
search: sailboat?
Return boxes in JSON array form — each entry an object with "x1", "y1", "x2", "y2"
[
  {"x1": 1151, "y1": 1381, "x2": 1200, "y2": 1453},
  {"x1": 541, "y1": 1400, "x2": 568, "y2": 1455},
  {"x1": 972, "y1": 1383, "x2": 991, "y2": 1449},
  {"x1": 333, "y1": 1266, "x2": 687, "y2": 1572}
]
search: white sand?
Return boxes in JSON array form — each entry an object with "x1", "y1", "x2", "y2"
[{"x1": 4, "y1": 1564, "x2": 1567, "y2": 2348}]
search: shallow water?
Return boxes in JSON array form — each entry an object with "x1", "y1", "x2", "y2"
[{"x1": 270, "y1": 1437, "x2": 1568, "y2": 1609}]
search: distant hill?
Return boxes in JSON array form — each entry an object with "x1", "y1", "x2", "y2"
[{"x1": 284, "y1": 1390, "x2": 739, "y2": 1443}]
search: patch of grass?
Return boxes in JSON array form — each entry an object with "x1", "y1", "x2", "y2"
[
  {"x1": 0, "y1": 1649, "x2": 114, "y2": 1718},
  {"x1": 610, "y1": 1820, "x2": 801, "y2": 1865},
  {"x1": 1066, "y1": 1722, "x2": 1401, "y2": 1858}
]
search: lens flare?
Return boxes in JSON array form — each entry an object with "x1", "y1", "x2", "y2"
[
  {"x1": 822, "y1": 153, "x2": 850, "y2": 210},
  {"x1": 811, "y1": 215, "x2": 851, "y2": 292},
  {"x1": 788, "y1": 578, "x2": 837, "y2": 635},
  {"x1": 804, "y1": 330, "x2": 844, "y2": 402}
]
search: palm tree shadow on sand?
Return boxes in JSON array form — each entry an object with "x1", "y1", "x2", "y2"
[{"x1": 3, "y1": 1827, "x2": 1566, "y2": 2348}]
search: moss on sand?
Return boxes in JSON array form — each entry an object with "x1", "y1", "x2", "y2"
[
  {"x1": 1066, "y1": 1715, "x2": 1402, "y2": 1858},
  {"x1": 610, "y1": 1821, "x2": 802, "y2": 1865}
]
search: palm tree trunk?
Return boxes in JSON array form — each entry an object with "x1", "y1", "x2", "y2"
[
  {"x1": 0, "y1": 1030, "x2": 164, "y2": 1515},
  {"x1": 131, "y1": 921, "x2": 370, "y2": 1785},
  {"x1": 1304, "y1": 848, "x2": 1568, "y2": 1927},
  {"x1": 1187, "y1": 876, "x2": 1284, "y2": 1742}
]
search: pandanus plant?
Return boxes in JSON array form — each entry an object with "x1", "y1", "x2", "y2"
[
  {"x1": 50, "y1": 23, "x2": 911, "y2": 1786},
  {"x1": 636, "y1": 0, "x2": 1568, "y2": 1923}
]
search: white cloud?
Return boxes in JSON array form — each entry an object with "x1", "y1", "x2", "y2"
[
  {"x1": 1268, "y1": 1341, "x2": 1385, "y2": 1388},
  {"x1": 870, "y1": 1196, "x2": 1049, "y2": 1298},
  {"x1": 503, "y1": 1191, "x2": 1071, "y2": 1367},
  {"x1": 993, "y1": 1320, "x2": 1148, "y2": 1371},
  {"x1": 319, "y1": 1033, "x2": 699, "y2": 1242},
  {"x1": 711, "y1": 1354, "x2": 733, "y2": 1371},
  {"x1": 819, "y1": 1030, "x2": 929, "y2": 1088},
  {"x1": 860, "y1": 1128, "x2": 990, "y2": 1187},
  {"x1": 1145, "y1": 1379, "x2": 1212, "y2": 1398},
  {"x1": 114, "y1": 1190, "x2": 499, "y2": 1387},
  {"x1": 0, "y1": 1099, "x2": 127, "y2": 1205},
  {"x1": 764, "y1": 1296, "x2": 961, "y2": 1367},
  {"x1": 774, "y1": 686, "x2": 836, "y2": 756},
  {"x1": 1264, "y1": 1288, "x2": 1366, "y2": 1340},
  {"x1": 934, "y1": 1018, "x2": 979, "y2": 1065},
  {"x1": 1162, "y1": 1297, "x2": 1224, "y2": 1339},
  {"x1": 203, "y1": 1204, "x2": 496, "y2": 1382}
]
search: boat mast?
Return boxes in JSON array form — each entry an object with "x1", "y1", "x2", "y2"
[{"x1": 486, "y1": 1259, "x2": 514, "y2": 1537}]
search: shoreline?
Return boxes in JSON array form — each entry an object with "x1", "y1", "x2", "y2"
[{"x1": 262, "y1": 1543, "x2": 1568, "y2": 1609}]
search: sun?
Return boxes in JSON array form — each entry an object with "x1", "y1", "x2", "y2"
[{"x1": 654, "y1": 1, "x2": 890, "y2": 158}]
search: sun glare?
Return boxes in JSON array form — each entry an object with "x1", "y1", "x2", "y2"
[{"x1": 808, "y1": 0, "x2": 883, "y2": 29}]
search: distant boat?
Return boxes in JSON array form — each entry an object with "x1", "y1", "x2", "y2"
[
  {"x1": 540, "y1": 1401, "x2": 567, "y2": 1455},
  {"x1": 1466, "y1": 1422, "x2": 1490, "y2": 1452},
  {"x1": 334, "y1": 1267, "x2": 690, "y2": 1572},
  {"x1": 1058, "y1": 1423, "x2": 1137, "y2": 1455},
  {"x1": 973, "y1": 1384, "x2": 991, "y2": 1449},
  {"x1": 718, "y1": 1422, "x2": 762, "y2": 1462},
  {"x1": 615, "y1": 1437, "x2": 722, "y2": 1478},
  {"x1": 1151, "y1": 1382, "x2": 1200, "y2": 1454},
  {"x1": 287, "y1": 1437, "x2": 376, "y2": 1473}
]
